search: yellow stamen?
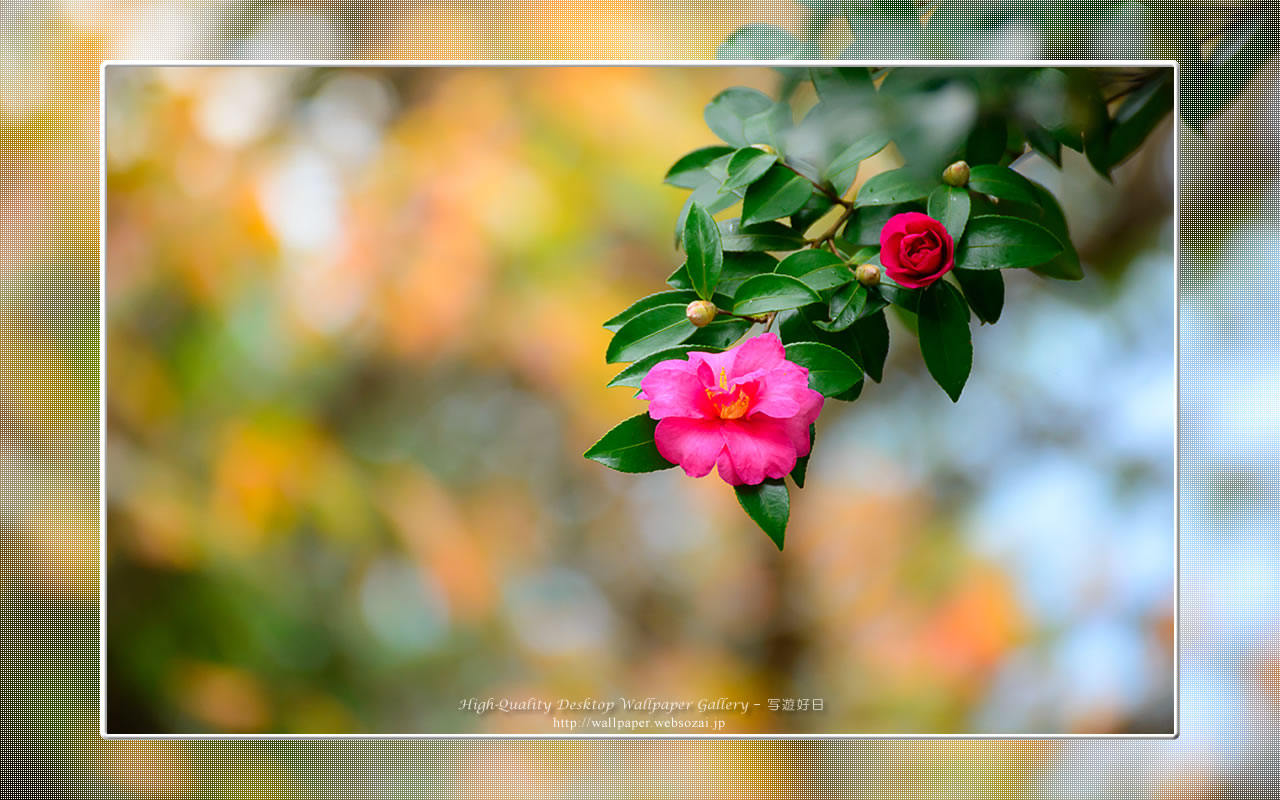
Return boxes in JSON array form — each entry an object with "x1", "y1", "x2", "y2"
[{"x1": 718, "y1": 367, "x2": 729, "y2": 391}]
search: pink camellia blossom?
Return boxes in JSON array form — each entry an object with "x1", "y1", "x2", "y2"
[
  {"x1": 879, "y1": 211, "x2": 955, "y2": 289},
  {"x1": 637, "y1": 333, "x2": 824, "y2": 486}
]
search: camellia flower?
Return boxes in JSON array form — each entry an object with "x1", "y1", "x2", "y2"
[
  {"x1": 879, "y1": 211, "x2": 955, "y2": 289},
  {"x1": 638, "y1": 333, "x2": 824, "y2": 485}
]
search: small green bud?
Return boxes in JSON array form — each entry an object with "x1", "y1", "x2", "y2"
[
  {"x1": 942, "y1": 160, "x2": 970, "y2": 187},
  {"x1": 855, "y1": 263, "x2": 881, "y2": 287},
  {"x1": 686, "y1": 300, "x2": 718, "y2": 328}
]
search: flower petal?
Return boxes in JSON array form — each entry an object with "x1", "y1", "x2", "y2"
[
  {"x1": 718, "y1": 418, "x2": 798, "y2": 485},
  {"x1": 767, "y1": 388, "x2": 824, "y2": 458},
  {"x1": 747, "y1": 362, "x2": 809, "y2": 418},
  {"x1": 687, "y1": 350, "x2": 735, "y2": 390},
  {"x1": 730, "y1": 333, "x2": 785, "y2": 383},
  {"x1": 655, "y1": 417, "x2": 725, "y2": 478},
  {"x1": 641, "y1": 361, "x2": 715, "y2": 420}
]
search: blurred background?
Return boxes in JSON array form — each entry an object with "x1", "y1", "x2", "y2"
[
  {"x1": 101, "y1": 64, "x2": 1175, "y2": 737},
  {"x1": 0, "y1": 1, "x2": 1274, "y2": 798}
]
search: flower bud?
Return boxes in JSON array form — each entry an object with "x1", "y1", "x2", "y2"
[
  {"x1": 686, "y1": 300, "x2": 718, "y2": 328},
  {"x1": 855, "y1": 263, "x2": 881, "y2": 287},
  {"x1": 752, "y1": 143, "x2": 777, "y2": 155},
  {"x1": 941, "y1": 160, "x2": 970, "y2": 187}
]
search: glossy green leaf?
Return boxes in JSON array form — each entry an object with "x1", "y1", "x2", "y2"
[
  {"x1": 917, "y1": 280, "x2": 972, "y2": 402},
  {"x1": 715, "y1": 24, "x2": 804, "y2": 60},
  {"x1": 584, "y1": 414, "x2": 676, "y2": 473},
  {"x1": 783, "y1": 341, "x2": 863, "y2": 397},
  {"x1": 1107, "y1": 71, "x2": 1174, "y2": 167},
  {"x1": 683, "y1": 202, "x2": 723, "y2": 301},
  {"x1": 742, "y1": 164, "x2": 813, "y2": 226},
  {"x1": 705, "y1": 87, "x2": 775, "y2": 147},
  {"x1": 876, "y1": 274, "x2": 921, "y2": 312},
  {"x1": 733, "y1": 274, "x2": 822, "y2": 315},
  {"x1": 789, "y1": 191, "x2": 835, "y2": 236},
  {"x1": 953, "y1": 267, "x2": 1004, "y2": 325},
  {"x1": 775, "y1": 250, "x2": 853, "y2": 292},
  {"x1": 723, "y1": 147, "x2": 778, "y2": 191},
  {"x1": 668, "y1": 251, "x2": 777, "y2": 297},
  {"x1": 825, "y1": 133, "x2": 892, "y2": 197},
  {"x1": 718, "y1": 219, "x2": 807, "y2": 252},
  {"x1": 605, "y1": 304, "x2": 697, "y2": 364},
  {"x1": 743, "y1": 103, "x2": 794, "y2": 153},
  {"x1": 967, "y1": 164, "x2": 1040, "y2": 207},
  {"x1": 854, "y1": 168, "x2": 935, "y2": 207},
  {"x1": 735, "y1": 479, "x2": 789, "y2": 550},
  {"x1": 790, "y1": 423, "x2": 816, "y2": 489},
  {"x1": 603, "y1": 290, "x2": 700, "y2": 332},
  {"x1": 843, "y1": 203, "x2": 920, "y2": 246},
  {"x1": 1184, "y1": 8, "x2": 1280, "y2": 130},
  {"x1": 852, "y1": 311, "x2": 889, "y2": 383},
  {"x1": 606, "y1": 344, "x2": 725, "y2": 389},
  {"x1": 953, "y1": 215, "x2": 1064, "y2": 271},
  {"x1": 674, "y1": 182, "x2": 738, "y2": 246},
  {"x1": 815, "y1": 282, "x2": 867, "y2": 333},
  {"x1": 927, "y1": 184, "x2": 971, "y2": 242},
  {"x1": 664, "y1": 145, "x2": 735, "y2": 189},
  {"x1": 685, "y1": 316, "x2": 753, "y2": 348},
  {"x1": 811, "y1": 66, "x2": 874, "y2": 102},
  {"x1": 1023, "y1": 123, "x2": 1062, "y2": 167}
]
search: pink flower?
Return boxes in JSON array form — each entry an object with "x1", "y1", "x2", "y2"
[
  {"x1": 879, "y1": 211, "x2": 955, "y2": 289},
  {"x1": 638, "y1": 333, "x2": 825, "y2": 486}
]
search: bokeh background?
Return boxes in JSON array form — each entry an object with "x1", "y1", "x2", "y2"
[
  {"x1": 101, "y1": 64, "x2": 1175, "y2": 737},
  {"x1": 1, "y1": 1, "x2": 1276, "y2": 797}
]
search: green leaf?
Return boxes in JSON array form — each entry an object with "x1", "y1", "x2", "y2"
[
  {"x1": 705, "y1": 87, "x2": 775, "y2": 148},
  {"x1": 834, "y1": 242, "x2": 879, "y2": 264},
  {"x1": 1184, "y1": 8, "x2": 1280, "y2": 130},
  {"x1": 683, "y1": 202, "x2": 723, "y2": 301},
  {"x1": 815, "y1": 281, "x2": 867, "y2": 333},
  {"x1": 1023, "y1": 123, "x2": 1062, "y2": 167},
  {"x1": 964, "y1": 114, "x2": 1007, "y2": 165},
  {"x1": 967, "y1": 164, "x2": 1041, "y2": 207},
  {"x1": 603, "y1": 290, "x2": 699, "y2": 332},
  {"x1": 876, "y1": 274, "x2": 921, "y2": 312},
  {"x1": 686, "y1": 316, "x2": 753, "y2": 348},
  {"x1": 843, "y1": 203, "x2": 920, "y2": 246},
  {"x1": 811, "y1": 66, "x2": 874, "y2": 103},
  {"x1": 742, "y1": 164, "x2": 813, "y2": 226},
  {"x1": 606, "y1": 344, "x2": 724, "y2": 389},
  {"x1": 584, "y1": 414, "x2": 676, "y2": 473},
  {"x1": 665, "y1": 146, "x2": 735, "y2": 189},
  {"x1": 605, "y1": 304, "x2": 697, "y2": 364},
  {"x1": 716, "y1": 24, "x2": 804, "y2": 60},
  {"x1": 952, "y1": 267, "x2": 1004, "y2": 325},
  {"x1": 953, "y1": 215, "x2": 1064, "y2": 271},
  {"x1": 852, "y1": 311, "x2": 889, "y2": 383},
  {"x1": 718, "y1": 219, "x2": 807, "y2": 252},
  {"x1": 668, "y1": 251, "x2": 777, "y2": 297},
  {"x1": 733, "y1": 274, "x2": 822, "y2": 315},
  {"x1": 775, "y1": 250, "x2": 853, "y2": 293},
  {"x1": 743, "y1": 103, "x2": 794, "y2": 154},
  {"x1": 674, "y1": 181, "x2": 738, "y2": 246},
  {"x1": 723, "y1": 147, "x2": 777, "y2": 191},
  {"x1": 927, "y1": 184, "x2": 971, "y2": 242},
  {"x1": 735, "y1": 479, "x2": 789, "y2": 550},
  {"x1": 1107, "y1": 71, "x2": 1173, "y2": 167},
  {"x1": 854, "y1": 168, "x2": 935, "y2": 207},
  {"x1": 917, "y1": 281, "x2": 972, "y2": 402},
  {"x1": 789, "y1": 191, "x2": 835, "y2": 235},
  {"x1": 1023, "y1": 182, "x2": 1082, "y2": 281},
  {"x1": 790, "y1": 423, "x2": 816, "y2": 489},
  {"x1": 783, "y1": 341, "x2": 863, "y2": 397},
  {"x1": 825, "y1": 133, "x2": 892, "y2": 197}
]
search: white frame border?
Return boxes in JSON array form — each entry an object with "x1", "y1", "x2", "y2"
[{"x1": 97, "y1": 59, "x2": 1177, "y2": 737}]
